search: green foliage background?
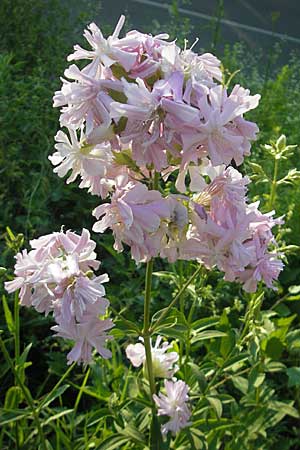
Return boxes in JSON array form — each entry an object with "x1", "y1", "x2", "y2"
[{"x1": 1, "y1": 1, "x2": 300, "y2": 449}]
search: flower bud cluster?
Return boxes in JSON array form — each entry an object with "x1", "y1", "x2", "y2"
[{"x1": 5, "y1": 229, "x2": 113, "y2": 364}]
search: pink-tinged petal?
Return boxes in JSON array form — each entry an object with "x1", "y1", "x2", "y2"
[
  {"x1": 5, "y1": 277, "x2": 24, "y2": 293},
  {"x1": 92, "y1": 215, "x2": 112, "y2": 233},
  {"x1": 93, "y1": 203, "x2": 110, "y2": 219}
]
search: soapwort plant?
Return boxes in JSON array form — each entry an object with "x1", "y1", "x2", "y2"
[{"x1": 3, "y1": 15, "x2": 299, "y2": 450}]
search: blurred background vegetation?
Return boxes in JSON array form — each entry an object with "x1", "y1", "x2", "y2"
[{"x1": 1, "y1": 1, "x2": 300, "y2": 448}]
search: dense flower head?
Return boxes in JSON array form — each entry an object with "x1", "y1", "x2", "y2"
[
  {"x1": 126, "y1": 335, "x2": 179, "y2": 378},
  {"x1": 92, "y1": 176, "x2": 171, "y2": 262},
  {"x1": 153, "y1": 379, "x2": 191, "y2": 435},
  {"x1": 49, "y1": 15, "x2": 283, "y2": 291},
  {"x1": 5, "y1": 229, "x2": 114, "y2": 364}
]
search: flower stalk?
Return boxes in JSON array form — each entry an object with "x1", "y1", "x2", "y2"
[{"x1": 143, "y1": 258, "x2": 161, "y2": 448}]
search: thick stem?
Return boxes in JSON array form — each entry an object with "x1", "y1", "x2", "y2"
[
  {"x1": 143, "y1": 259, "x2": 161, "y2": 449},
  {"x1": 14, "y1": 292, "x2": 20, "y2": 449},
  {"x1": 14, "y1": 291, "x2": 20, "y2": 362},
  {"x1": 143, "y1": 259, "x2": 156, "y2": 398}
]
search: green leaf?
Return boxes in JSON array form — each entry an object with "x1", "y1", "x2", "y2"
[
  {"x1": 112, "y1": 149, "x2": 140, "y2": 173},
  {"x1": 114, "y1": 317, "x2": 141, "y2": 337},
  {"x1": 248, "y1": 162, "x2": 269, "y2": 183},
  {"x1": 286, "y1": 367, "x2": 300, "y2": 387},
  {"x1": 40, "y1": 384, "x2": 70, "y2": 409},
  {"x1": 4, "y1": 386, "x2": 23, "y2": 409},
  {"x1": 268, "y1": 401, "x2": 299, "y2": 418},
  {"x1": 264, "y1": 360, "x2": 286, "y2": 372},
  {"x1": 207, "y1": 396, "x2": 222, "y2": 419},
  {"x1": 223, "y1": 353, "x2": 249, "y2": 372},
  {"x1": 191, "y1": 317, "x2": 220, "y2": 333},
  {"x1": 191, "y1": 330, "x2": 227, "y2": 344},
  {"x1": 41, "y1": 408, "x2": 74, "y2": 426},
  {"x1": 220, "y1": 331, "x2": 235, "y2": 358},
  {"x1": 187, "y1": 363, "x2": 207, "y2": 392},
  {"x1": 288, "y1": 285, "x2": 300, "y2": 294},
  {"x1": 286, "y1": 330, "x2": 300, "y2": 351},
  {"x1": 18, "y1": 343, "x2": 32, "y2": 366},
  {"x1": 2, "y1": 295, "x2": 14, "y2": 333},
  {"x1": 95, "y1": 435, "x2": 130, "y2": 450},
  {"x1": 248, "y1": 368, "x2": 265, "y2": 390},
  {"x1": 0, "y1": 408, "x2": 32, "y2": 426},
  {"x1": 151, "y1": 307, "x2": 188, "y2": 339},
  {"x1": 117, "y1": 423, "x2": 146, "y2": 445},
  {"x1": 265, "y1": 337, "x2": 284, "y2": 360},
  {"x1": 232, "y1": 376, "x2": 248, "y2": 395},
  {"x1": 188, "y1": 428, "x2": 206, "y2": 449}
]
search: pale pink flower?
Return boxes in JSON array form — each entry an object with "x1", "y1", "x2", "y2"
[
  {"x1": 53, "y1": 61, "x2": 119, "y2": 132},
  {"x1": 110, "y1": 72, "x2": 184, "y2": 170},
  {"x1": 5, "y1": 229, "x2": 114, "y2": 365},
  {"x1": 67, "y1": 16, "x2": 137, "y2": 72},
  {"x1": 93, "y1": 177, "x2": 171, "y2": 262},
  {"x1": 153, "y1": 379, "x2": 191, "y2": 435},
  {"x1": 162, "y1": 42, "x2": 222, "y2": 88},
  {"x1": 52, "y1": 317, "x2": 114, "y2": 365},
  {"x1": 5, "y1": 229, "x2": 108, "y2": 318},
  {"x1": 49, "y1": 127, "x2": 119, "y2": 198},
  {"x1": 159, "y1": 196, "x2": 189, "y2": 262},
  {"x1": 122, "y1": 30, "x2": 172, "y2": 79},
  {"x1": 162, "y1": 84, "x2": 260, "y2": 167},
  {"x1": 126, "y1": 336, "x2": 179, "y2": 378}
]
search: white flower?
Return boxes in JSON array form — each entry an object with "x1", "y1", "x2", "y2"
[
  {"x1": 153, "y1": 379, "x2": 191, "y2": 435},
  {"x1": 125, "y1": 335, "x2": 179, "y2": 378}
]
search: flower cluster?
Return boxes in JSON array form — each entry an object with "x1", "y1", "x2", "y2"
[
  {"x1": 5, "y1": 229, "x2": 113, "y2": 364},
  {"x1": 126, "y1": 335, "x2": 179, "y2": 378},
  {"x1": 153, "y1": 379, "x2": 191, "y2": 435},
  {"x1": 50, "y1": 15, "x2": 283, "y2": 291},
  {"x1": 126, "y1": 337, "x2": 191, "y2": 435}
]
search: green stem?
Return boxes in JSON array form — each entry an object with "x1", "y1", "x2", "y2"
[
  {"x1": 143, "y1": 259, "x2": 161, "y2": 449},
  {"x1": 14, "y1": 291, "x2": 20, "y2": 362},
  {"x1": 268, "y1": 156, "x2": 279, "y2": 210},
  {"x1": 0, "y1": 336, "x2": 46, "y2": 450},
  {"x1": 14, "y1": 292, "x2": 20, "y2": 450},
  {"x1": 150, "y1": 265, "x2": 202, "y2": 333},
  {"x1": 143, "y1": 260, "x2": 156, "y2": 398}
]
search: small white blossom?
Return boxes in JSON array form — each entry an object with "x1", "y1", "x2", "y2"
[
  {"x1": 126, "y1": 335, "x2": 179, "y2": 378},
  {"x1": 153, "y1": 379, "x2": 191, "y2": 435}
]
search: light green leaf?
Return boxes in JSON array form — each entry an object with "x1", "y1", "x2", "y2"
[
  {"x1": 288, "y1": 285, "x2": 300, "y2": 295},
  {"x1": 40, "y1": 384, "x2": 70, "y2": 409},
  {"x1": 207, "y1": 396, "x2": 222, "y2": 419},
  {"x1": 2, "y1": 295, "x2": 14, "y2": 333},
  {"x1": 286, "y1": 367, "x2": 300, "y2": 387},
  {"x1": 268, "y1": 401, "x2": 299, "y2": 418},
  {"x1": 192, "y1": 317, "x2": 220, "y2": 333},
  {"x1": 4, "y1": 386, "x2": 23, "y2": 409},
  {"x1": 223, "y1": 353, "x2": 249, "y2": 372},
  {"x1": 187, "y1": 363, "x2": 207, "y2": 392},
  {"x1": 41, "y1": 408, "x2": 74, "y2": 426},
  {"x1": 95, "y1": 435, "x2": 130, "y2": 450},
  {"x1": 232, "y1": 376, "x2": 248, "y2": 395},
  {"x1": 191, "y1": 330, "x2": 227, "y2": 344},
  {"x1": 151, "y1": 307, "x2": 188, "y2": 339}
]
